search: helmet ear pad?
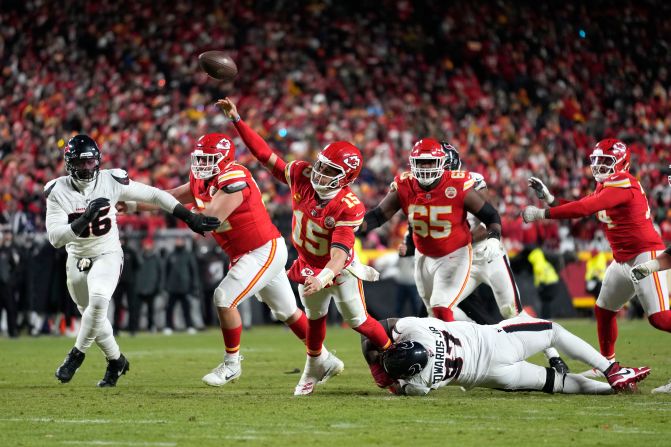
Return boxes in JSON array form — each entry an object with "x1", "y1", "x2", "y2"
[{"x1": 381, "y1": 341, "x2": 429, "y2": 379}]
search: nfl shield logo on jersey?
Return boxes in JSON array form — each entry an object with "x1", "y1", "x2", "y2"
[{"x1": 324, "y1": 216, "x2": 335, "y2": 229}]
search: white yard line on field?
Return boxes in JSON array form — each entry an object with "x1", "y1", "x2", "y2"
[
  {"x1": 0, "y1": 417, "x2": 167, "y2": 424},
  {"x1": 61, "y1": 441, "x2": 176, "y2": 446}
]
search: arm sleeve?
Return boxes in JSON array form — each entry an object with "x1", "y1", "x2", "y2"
[
  {"x1": 331, "y1": 226, "x2": 355, "y2": 253},
  {"x1": 119, "y1": 180, "x2": 180, "y2": 213},
  {"x1": 233, "y1": 119, "x2": 287, "y2": 183},
  {"x1": 45, "y1": 197, "x2": 78, "y2": 248},
  {"x1": 548, "y1": 187, "x2": 633, "y2": 219}
]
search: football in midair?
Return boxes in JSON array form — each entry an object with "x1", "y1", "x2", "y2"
[{"x1": 198, "y1": 51, "x2": 238, "y2": 82}]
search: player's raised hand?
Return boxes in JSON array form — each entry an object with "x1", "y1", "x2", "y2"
[
  {"x1": 216, "y1": 97, "x2": 240, "y2": 121},
  {"x1": 630, "y1": 260, "x2": 660, "y2": 284},
  {"x1": 522, "y1": 206, "x2": 547, "y2": 223},
  {"x1": 528, "y1": 177, "x2": 555, "y2": 204}
]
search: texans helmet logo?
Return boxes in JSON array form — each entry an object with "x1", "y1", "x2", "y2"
[{"x1": 343, "y1": 155, "x2": 360, "y2": 170}]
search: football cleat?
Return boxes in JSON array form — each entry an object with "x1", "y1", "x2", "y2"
[
  {"x1": 294, "y1": 351, "x2": 344, "y2": 396},
  {"x1": 549, "y1": 357, "x2": 570, "y2": 375},
  {"x1": 55, "y1": 347, "x2": 86, "y2": 383},
  {"x1": 651, "y1": 380, "x2": 671, "y2": 394},
  {"x1": 605, "y1": 362, "x2": 650, "y2": 391},
  {"x1": 97, "y1": 354, "x2": 130, "y2": 387},
  {"x1": 202, "y1": 355, "x2": 243, "y2": 387}
]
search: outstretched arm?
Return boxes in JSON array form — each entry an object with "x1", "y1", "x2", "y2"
[
  {"x1": 465, "y1": 189, "x2": 503, "y2": 262},
  {"x1": 217, "y1": 98, "x2": 288, "y2": 184},
  {"x1": 523, "y1": 187, "x2": 634, "y2": 222},
  {"x1": 631, "y1": 250, "x2": 671, "y2": 283}
]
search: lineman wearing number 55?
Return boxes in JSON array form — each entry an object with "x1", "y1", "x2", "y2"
[
  {"x1": 523, "y1": 139, "x2": 671, "y2": 378},
  {"x1": 46, "y1": 135, "x2": 220, "y2": 387}
]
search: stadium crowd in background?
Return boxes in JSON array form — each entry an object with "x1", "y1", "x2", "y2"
[{"x1": 1, "y1": 1, "x2": 671, "y2": 335}]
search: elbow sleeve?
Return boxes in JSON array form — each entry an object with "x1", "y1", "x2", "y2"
[{"x1": 474, "y1": 202, "x2": 501, "y2": 227}]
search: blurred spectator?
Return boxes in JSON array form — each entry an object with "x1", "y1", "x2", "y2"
[
  {"x1": 585, "y1": 250, "x2": 608, "y2": 299},
  {"x1": 527, "y1": 246, "x2": 561, "y2": 319},
  {"x1": 134, "y1": 238, "x2": 163, "y2": 333},
  {"x1": 163, "y1": 237, "x2": 199, "y2": 334},
  {"x1": 112, "y1": 239, "x2": 140, "y2": 335},
  {"x1": 195, "y1": 239, "x2": 228, "y2": 327},
  {"x1": 1, "y1": 0, "x2": 671, "y2": 253},
  {"x1": 0, "y1": 232, "x2": 20, "y2": 337}
]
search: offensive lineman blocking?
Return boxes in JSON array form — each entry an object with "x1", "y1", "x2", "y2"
[
  {"x1": 130, "y1": 132, "x2": 311, "y2": 386},
  {"x1": 47, "y1": 135, "x2": 220, "y2": 386}
]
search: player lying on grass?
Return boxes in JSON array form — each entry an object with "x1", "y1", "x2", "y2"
[{"x1": 361, "y1": 315, "x2": 651, "y2": 396}]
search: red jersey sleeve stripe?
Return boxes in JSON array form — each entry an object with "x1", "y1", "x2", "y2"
[
  {"x1": 335, "y1": 218, "x2": 364, "y2": 227},
  {"x1": 218, "y1": 171, "x2": 246, "y2": 182},
  {"x1": 603, "y1": 179, "x2": 632, "y2": 188},
  {"x1": 284, "y1": 161, "x2": 295, "y2": 187}
]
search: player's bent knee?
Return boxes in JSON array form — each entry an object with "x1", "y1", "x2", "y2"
[
  {"x1": 213, "y1": 287, "x2": 231, "y2": 308},
  {"x1": 346, "y1": 314, "x2": 367, "y2": 328},
  {"x1": 648, "y1": 311, "x2": 671, "y2": 332},
  {"x1": 500, "y1": 304, "x2": 518, "y2": 319},
  {"x1": 270, "y1": 305, "x2": 297, "y2": 323}
]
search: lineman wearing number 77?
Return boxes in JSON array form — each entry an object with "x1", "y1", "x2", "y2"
[
  {"x1": 523, "y1": 139, "x2": 671, "y2": 380},
  {"x1": 46, "y1": 135, "x2": 220, "y2": 387}
]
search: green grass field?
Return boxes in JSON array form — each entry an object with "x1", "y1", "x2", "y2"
[{"x1": 1, "y1": 319, "x2": 670, "y2": 447}]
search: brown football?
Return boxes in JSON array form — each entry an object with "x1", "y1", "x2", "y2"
[{"x1": 198, "y1": 51, "x2": 238, "y2": 82}]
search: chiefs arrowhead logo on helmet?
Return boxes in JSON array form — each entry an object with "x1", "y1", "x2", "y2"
[
  {"x1": 310, "y1": 141, "x2": 363, "y2": 198},
  {"x1": 191, "y1": 133, "x2": 236, "y2": 179},
  {"x1": 410, "y1": 138, "x2": 448, "y2": 186},
  {"x1": 590, "y1": 139, "x2": 631, "y2": 183}
]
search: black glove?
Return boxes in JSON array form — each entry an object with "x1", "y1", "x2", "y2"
[
  {"x1": 71, "y1": 197, "x2": 110, "y2": 235},
  {"x1": 172, "y1": 204, "x2": 221, "y2": 235},
  {"x1": 399, "y1": 227, "x2": 415, "y2": 257}
]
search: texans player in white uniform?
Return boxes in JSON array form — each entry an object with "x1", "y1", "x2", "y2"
[
  {"x1": 46, "y1": 135, "x2": 220, "y2": 387},
  {"x1": 400, "y1": 144, "x2": 569, "y2": 374},
  {"x1": 361, "y1": 316, "x2": 651, "y2": 396}
]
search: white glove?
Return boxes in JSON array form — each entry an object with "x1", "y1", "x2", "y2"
[
  {"x1": 528, "y1": 177, "x2": 555, "y2": 204},
  {"x1": 481, "y1": 237, "x2": 504, "y2": 263},
  {"x1": 522, "y1": 206, "x2": 546, "y2": 223},
  {"x1": 630, "y1": 260, "x2": 660, "y2": 284}
]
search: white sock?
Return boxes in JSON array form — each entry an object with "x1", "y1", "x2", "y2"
[
  {"x1": 555, "y1": 373, "x2": 613, "y2": 394},
  {"x1": 96, "y1": 319, "x2": 120, "y2": 360},
  {"x1": 225, "y1": 352, "x2": 240, "y2": 363},
  {"x1": 75, "y1": 295, "x2": 111, "y2": 353},
  {"x1": 551, "y1": 323, "x2": 610, "y2": 372},
  {"x1": 544, "y1": 347, "x2": 561, "y2": 359}
]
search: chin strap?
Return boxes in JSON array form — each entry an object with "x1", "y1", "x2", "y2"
[{"x1": 314, "y1": 187, "x2": 341, "y2": 200}]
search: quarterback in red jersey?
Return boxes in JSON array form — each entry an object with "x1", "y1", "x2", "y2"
[
  {"x1": 523, "y1": 139, "x2": 671, "y2": 368},
  {"x1": 361, "y1": 138, "x2": 504, "y2": 323},
  {"x1": 132, "y1": 133, "x2": 309, "y2": 387},
  {"x1": 217, "y1": 97, "x2": 392, "y2": 396}
]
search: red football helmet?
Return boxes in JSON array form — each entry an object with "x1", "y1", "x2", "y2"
[
  {"x1": 310, "y1": 141, "x2": 362, "y2": 197},
  {"x1": 409, "y1": 138, "x2": 447, "y2": 185},
  {"x1": 589, "y1": 139, "x2": 630, "y2": 183},
  {"x1": 190, "y1": 133, "x2": 235, "y2": 179}
]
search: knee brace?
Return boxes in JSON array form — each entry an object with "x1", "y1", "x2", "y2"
[{"x1": 213, "y1": 287, "x2": 229, "y2": 308}]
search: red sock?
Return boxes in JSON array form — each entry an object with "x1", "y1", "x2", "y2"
[
  {"x1": 594, "y1": 305, "x2": 618, "y2": 359},
  {"x1": 433, "y1": 306, "x2": 454, "y2": 322},
  {"x1": 649, "y1": 310, "x2": 671, "y2": 332},
  {"x1": 307, "y1": 316, "x2": 327, "y2": 357},
  {"x1": 287, "y1": 311, "x2": 308, "y2": 342},
  {"x1": 222, "y1": 325, "x2": 242, "y2": 354},
  {"x1": 353, "y1": 316, "x2": 392, "y2": 350}
]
